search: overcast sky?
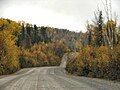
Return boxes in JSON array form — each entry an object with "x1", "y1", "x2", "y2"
[{"x1": 0, "y1": 0, "x2": 120, "y2": 32}]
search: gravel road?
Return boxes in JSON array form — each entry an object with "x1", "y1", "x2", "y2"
[
  {"x1": 0, "y1": 66, "x2": 120, "y2": 90},
  {"x1": 0, "y1": 54, "x2": 120, "y2": 90}
]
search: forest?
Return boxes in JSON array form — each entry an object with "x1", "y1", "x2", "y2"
[
  {"x1": 0, "y1": 1, "x2": 120, "y2": 81},
  {"x1": 0, "y1": 18, "x2": 83, "y2": 74}
]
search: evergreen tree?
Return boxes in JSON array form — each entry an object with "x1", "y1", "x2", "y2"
[
  {"x1": 87, "y1": 24, "x2": 92, "y2": 45},
  {"x1": 26, "y1": 23, "x2": 31, "y2": 36},
  {"x1": 96, "y1": 11, "x2": 104, "y2": 46},
  {"x1": 22, "y1": 23, "x2": 25, "y2": 39},
  {"x1": 34, "y1": 24, "x2": 38, "y2": 43}
]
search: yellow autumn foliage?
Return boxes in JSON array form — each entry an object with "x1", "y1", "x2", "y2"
[
  {"x1": 66, "y1": 46, "x2": 111, "y2": 78},
  {"x1": 0, "y1": 18, "x2": 21, "y2": 74}
]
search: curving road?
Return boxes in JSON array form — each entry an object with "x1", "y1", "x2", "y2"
[
  {"x1": 0, "y1": 67, "x2": 120, "y2": 90},
  {"x1": 0, "y1": 54, "x2": 120, "y2": 90}
]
